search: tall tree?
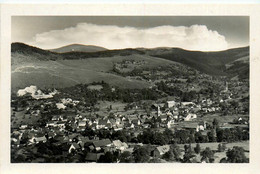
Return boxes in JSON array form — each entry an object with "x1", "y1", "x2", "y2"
[
  {"x1": 133, "y1": 147, "x2": 150, "y2": 163},
  {"x1": 226, "y1": 146, "x2": 248, "y2": 163}
]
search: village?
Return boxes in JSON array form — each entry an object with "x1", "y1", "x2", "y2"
[{"x1": 10, "y1": 72, "x2": 249, "y2": 163}]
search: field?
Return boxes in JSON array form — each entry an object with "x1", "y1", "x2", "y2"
[
  {"x1": 179, "y1": 141, "x2": 249, "y2": 163},
  {"x1": 174, "y1": 113, "x2": 249, "y2": 131}
]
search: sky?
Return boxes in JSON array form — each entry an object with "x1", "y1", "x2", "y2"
[{"x1": 12, "y1": 16, "x2": 249, "y2": 51}]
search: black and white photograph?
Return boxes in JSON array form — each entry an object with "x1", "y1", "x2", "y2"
[{"x1": 10, "y1": 16, "x2": 250, "y2": 163}]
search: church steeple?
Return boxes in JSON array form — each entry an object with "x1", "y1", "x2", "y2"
[
  {"x1": 225, "y1": 81, "x2": 228, "y2": 92},
  {"x1": 157, "y1": 105, "x2": 161, "y2": 117}
]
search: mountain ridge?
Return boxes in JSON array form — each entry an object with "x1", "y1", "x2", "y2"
[{"x1": 11, "y1": 43, "x2": 249, "y2": 85}]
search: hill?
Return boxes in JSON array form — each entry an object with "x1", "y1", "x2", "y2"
[
  {"x1": 144, "y1": 46, "x2": 249, "y2": 76},
  {"x1": 11, "y1": 43, "x2": 249, "y2": 90},
  {"x1": 49, "y1": 44, "x2": 107, "y2": 53},
  {"x1": 11, "y1": 42, "x2": 60, "y2": 64},
  {"x1": 11, "y1": 43, "x2": 182, "y2": 90},
  {"x1": 224, "y1": 55, "x2": 249, "y2": 79}
]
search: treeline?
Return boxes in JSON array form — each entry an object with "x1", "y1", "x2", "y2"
[
  {"x1": 61, "y1": 48, "x2": 145, "y2": 60},
  {"x1": 82, "y1": 124, "x2": 249, "y2": 146},
  {"x1": 156, "y1": 81, "x2": 197, "y2": 101},
  {"x1": 136, "y1": 127, "x2": 248, "y2": 145}
]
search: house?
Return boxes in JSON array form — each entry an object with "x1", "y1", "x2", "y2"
[
  {"x1": 115, "y1": 118, "x2": 122, "y2": 125},
  {"x1": 52, "y1": 115, "x2": 62, "y2": 121},
  {"x1": 34, "y1": 136, "x2": 47, "y2": 144},
  {"x1": 67, "y1": 133, "x2": 79, "y2": 142},
  {"x1": 69, "y1": 143, "x2": 81, "y2": 153},
  {"x1": 182, "y1": 123, "x2": 204, "y2": 132},
  {"x1": 46, "y1": 121, "x2": 57, "y2": 127},
  {"x1": 11, "y1": 138, "x2": 21, "y2": 147},
  {"x1": 75, "y1": 114, "x2": 80, "y2": 120},
  {"x1": 128, "y1": 115, "x2": 139, "y2": 122},
  {"x1": 57, "y1": 121, "x2": 66, "y2": 129},
  {"x1": 77, "y1": 126, "x2": 86, "y2": 132},
  {"x1": 166, "y1": 111, "x2": 173, "y2": 117},
  {"x1": 78, "y1": 121, "x2": 86, "y2": 127},
  {"x1": 113, "y1": 124, "x2": 124, "y2": 131},
  {"x1": 206, "y1": 99, "x2": 213, "y2": 106},
  {"x1": 184, "y1": 113, "x2": 197, "y2": 121},
  {"x1": 166, "y1": 101, "x2": 176, "y2": 108},
  {"x1": 91, "y1": 123, "x2": 97, "y2": 130},
  {"x1": 31, "y1": 110, "x2": 40, "y2": 116},
  {"x1": 191, "y1": 107, "x2": 201, "y2": 113},
  {"x1": 47, "y1": 132, "x2": 56, "y2": 139},
  {"x1": 123, "y1": 147, "x2": 134, "y2": 153},
  {"x1": 61, "y1": 143, "x2": 71, "y2": 156},
  {"x1": 151, "y1": 103, "x2": 165, "y2": 110},
  {"x1": 152, "y1": 145, "x2": 170, "y2": 158},
  {"x1": 77, "y1": 137, "x2": 90, "y2": 150},
  {"x1": 112, "y1": 140, "x2": 128, "y2": 151},
  {"x1": 196, "y1": 125, "x2": 205, "y2": 132},
  {"x1": 108, "y1": 118, "x2": 116, "y2": 125},
  {"x1": 85, "y1": 152, "x2": 104, "y2": 162},
  {"x1": 96, "y1": 119, "x2": 111, "y2": 129},
  {"x1": 56, "y1": 103, "x2": 66, "y2": 109},
  {"x1": 131, "y1": 119, "x2": 141, "y2": 126},
  {"x1": 125, "y1": 123, "x2": 135, "y2": 129},
  {"x1": 142, "y1": 124, "x2": 150, "y2": 129},
  {"x1": 160, "y1": 114, "x2": 168, "y2": 122},
  {"x1": 198, "y1": 121, "x2": 207, "y2": 130},
  {"x1": 92, "y1": 139, "x2": 112, "y2": 151},
  {"x1": 29, "y1": 134, "x2": 47, "y2": 144},
  {"x1": 20, "y1": 124, "x2": 28, "y2": 129},
  {"x1": 181, "y1": 102, "x2": 195, "y2": 106},
  {"x1": 167, "y1": 120, "x2": 175, "y2": 128}
]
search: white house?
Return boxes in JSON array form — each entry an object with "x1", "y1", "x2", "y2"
[
  {"x1": 184, "y1": 113, "x2": 197, "y2": 121},
  {"x1": 113, "y1": 140, "x2": 128, "y2": 151},
  {"x1": 166, "y1": 101, "x2": 176, "y2": 108},
  {"x1": 167, "y1": 120, "x2": 175, "y2": 128},
  {"x1": 56, "y1": 103, "x2": 66, "y2": 109}
]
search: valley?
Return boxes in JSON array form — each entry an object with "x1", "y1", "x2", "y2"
[{"x1": 10, "y1": 43, "x2": 249, "y2": 163}]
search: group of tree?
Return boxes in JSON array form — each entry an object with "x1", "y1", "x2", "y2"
[
  {"x1": 220, "y1": 146, "x2": 249, "y2": 163},
  {"x1": 59, "y1": 82, "x2": 161, "y2": 105},
  {"x1": 162, "y1": 144, "x2": 182, "y2": 162},
  {"x1": 156, "y1": 81, "x2": 197, "y2": 102},
  {"x1": 136, "y1": 129, "x2": 175, "y2": 145},
  {"x1": 82, "y1": 124, "x2": 248, "y2": 147}
]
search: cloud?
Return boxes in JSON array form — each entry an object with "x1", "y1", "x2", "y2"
[{"x1": 30, "y1": 23, "x2": 228, "y2": 51}]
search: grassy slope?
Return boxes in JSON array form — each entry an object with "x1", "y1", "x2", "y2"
[
  {"x1": 12, "y1": 43, "x2": 249, "y2": 76},
  {"x1": 11, "y1": 54, "x2": 180, "y2": 90},
  {"x1": 11, "y1": 43, "x2": 249, "y2": 90}
]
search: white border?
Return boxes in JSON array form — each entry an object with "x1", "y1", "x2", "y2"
[{"x1": 1, "y1": 4, "x2": 260, "y2": 174}]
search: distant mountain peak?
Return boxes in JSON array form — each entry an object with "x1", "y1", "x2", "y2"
[{"x1": 48, "y1": 44, "x2": 108, "y2": 53}]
